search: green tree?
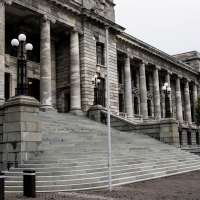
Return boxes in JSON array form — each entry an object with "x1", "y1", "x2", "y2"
[{"x1": 195, "y1": 96, "x2": 200, "y2": 127}]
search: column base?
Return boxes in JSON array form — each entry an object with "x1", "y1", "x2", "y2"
[
  {"x1": 39, "y1": 105, "x2": 57, "y2": 113},
  {"x1": 69, "y1": 109, "x2": 85, "y2": 116}
]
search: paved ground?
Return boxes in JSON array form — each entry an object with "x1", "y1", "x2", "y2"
[{"x1": 5, "y1": 170, "x2": 200, "y2": 200}]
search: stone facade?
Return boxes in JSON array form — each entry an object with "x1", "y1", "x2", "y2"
[{"x1": 0, "y1": 0, "x2": 200, "y2": 168}]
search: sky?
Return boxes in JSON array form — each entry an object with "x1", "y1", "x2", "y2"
[{"x1": 114, "y1": 0, "x2": 200, "y2": 55}]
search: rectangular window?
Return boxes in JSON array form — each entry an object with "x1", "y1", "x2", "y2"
[{"x1": 96, "y1": 43, "x2": 104, "y2": 65}]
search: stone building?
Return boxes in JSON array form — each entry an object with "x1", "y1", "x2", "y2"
[{"x1": 0, "y1": 0, "x2": 200, "y2": 170}]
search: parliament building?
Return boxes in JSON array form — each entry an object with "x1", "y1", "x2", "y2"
[{"x1": 1, "y1": 0, "x2": 200, "y2": 190}]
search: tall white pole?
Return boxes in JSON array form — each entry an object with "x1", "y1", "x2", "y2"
[{"x1": 105, "y1": 26, "x2": 112, "y2": 191}]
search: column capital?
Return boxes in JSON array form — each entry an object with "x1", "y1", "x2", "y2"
[
  {"x1": 166, "y1": 70, "x2": 172, "y2": 75},
  {"x1": 123, "y1": 53, "x2": 133, "y2": 60},
  {"x1": 0, "y1": 0, "x2": 12, "y2": 6},
  {"x1": 140, "y1": 60, "x2": 148, "y2": 65},
  {"x1": 154, "y1": 65, "x2": 161, "y2": 70},
  {"x1": 36, "y1": 15, "x2": 56, "y2": 24},
  {"x1": 183, "y1": 77, "x2": 191, "y2": 83},
  {"x1": 71, "y1": 27, "x2": 84, "y2": 35},
  {"x1": 176, "y1": 74, "x2": 182, "y2": 79}
]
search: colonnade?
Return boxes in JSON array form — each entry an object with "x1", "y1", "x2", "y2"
[
  {"x1": 123, "y1": 55, "x2": 198, "y2": 124},
  {"x1": 0, "y1": 4, "x2": 82, "y2": 113}
]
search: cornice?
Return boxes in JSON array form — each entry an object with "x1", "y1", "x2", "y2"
[{"x1": 117, "y1": 33, "x2": 198, "y2": 75}]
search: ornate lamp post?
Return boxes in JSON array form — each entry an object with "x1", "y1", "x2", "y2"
[
  {"x1": 92, "y1": 75, "x2": 100, "y2": 105},
  {"x1": 11, "y1": 34, "x2": 33, "y2": 95},
  {"x1": 162, "y1": 82, "x2": 171, "y2": 118}
]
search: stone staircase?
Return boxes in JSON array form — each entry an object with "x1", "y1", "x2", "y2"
[{"x1": 4, "y1": 112, "x2": 200, "y2": 192}]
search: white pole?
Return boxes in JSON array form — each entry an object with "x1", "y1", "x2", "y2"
[{"x1": 105, "y1": 26, "x2": 112, "y2": 191}]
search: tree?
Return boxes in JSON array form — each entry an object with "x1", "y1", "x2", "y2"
[{"x1": 195, "y1": 96, "x2": 200, "y2": 127}]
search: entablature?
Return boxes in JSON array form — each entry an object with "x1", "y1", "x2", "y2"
[{"x1": 117, "y1": 33, "x2": 198, "y2": 76}]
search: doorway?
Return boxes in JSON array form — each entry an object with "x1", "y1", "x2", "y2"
[{"x1": 28, "y1": 78, "x2": 40, "y2": 101}]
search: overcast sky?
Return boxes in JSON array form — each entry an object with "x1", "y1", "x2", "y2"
[{"x1": 114, "y1": 0, "x2": 200, "y2": 55}]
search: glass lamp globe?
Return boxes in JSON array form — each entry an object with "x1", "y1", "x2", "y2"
[
  {"x1": 92, "y1": 77, "x2": 95, "y2": 82},
  {"x1": 94, "y1": 75, "x2": 97, "y2": 79},
  {"x1": 164, "y1": 83, "x2": 168, "y2": 87},
  {"x1": 97, "y1": 79, "x2": 100, "y2": 83},
  {"x1": 162, "y1": 86, "x2": 166, "y2": 91},
  {"x1": 18, "y1": 34, "x2": 26, "y2": 42},
  {"x1": 11, "y1": 39, "x2": 19, "y2": 47},
  {"x1": 167, "y1": 87, "x2": 171, "y2": 92},
  {"x1": 25, "y1": 43, "x2": 33, "y2": 51}
]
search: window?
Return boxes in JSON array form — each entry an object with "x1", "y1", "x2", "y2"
[{"x1": 96, "y1": 43, "x2": 104, "y2": 65}]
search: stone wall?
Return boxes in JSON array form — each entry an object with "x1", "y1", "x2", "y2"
[{"x1": 80, "y1": 21, "x2": 118, "y2": 113}]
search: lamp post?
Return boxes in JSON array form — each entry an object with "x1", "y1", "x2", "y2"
[
  {"x1": 162, "y1": 82, "x2": 171, "y2": 118},
  {"x1": 92, "y1": 75, "x2": 100, "y2": 105},
  {"x1": 11, "y1": 34, "x2": 33, "y2": 96}
]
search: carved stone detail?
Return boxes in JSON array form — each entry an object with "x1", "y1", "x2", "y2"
[
  {"x1": 132, "y1": 87, "x2": 140, "y2": 97},
  {"x1": 95, "y1": 0, "x2": 107, "y2": 14}
]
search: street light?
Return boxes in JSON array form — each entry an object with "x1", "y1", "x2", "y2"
[
  {"x1": 11, "y1": 34, "x2": 33, "y2": 95},
  {"x1": 162, "y1": 82, "x2": 171, "y2": 118},
  {"x1": 92, "y1": 75, "x2": 100, "y2": 105}
]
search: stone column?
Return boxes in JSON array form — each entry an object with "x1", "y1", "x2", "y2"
[
  {"x1": 153, "y1": 66, "x2": 161, "y2": 120},
  {"x1": 165, "y1": 71, "x2": 172, "y2": 114},
  {"x1": 184, "y1": 79, "x2": 192, "y2": 125},
  {"x1": 70, "y1": 28, "x2": 82, "y2": 113},
  {"x1": 40, "y1": 15, "x2": 56, "y2": 111},
  {"x1": 0, "y1": 0, "x2": 12, "y2": 105},
  {"x1": 51, "y1": 36, "x2": 59, "y2": 109},
  {"x1": 175, "y1": 75, "x2": 183, "y2": 124},
  {"x1": 139, "y1": 61, "x2": 148, "y2": 121},
  {"x1": 124, "y1": 55, "x2": 133, "y2": 119},
  {"x1": 192, "y1": 82, "x2": 198, "y2": 122}
]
